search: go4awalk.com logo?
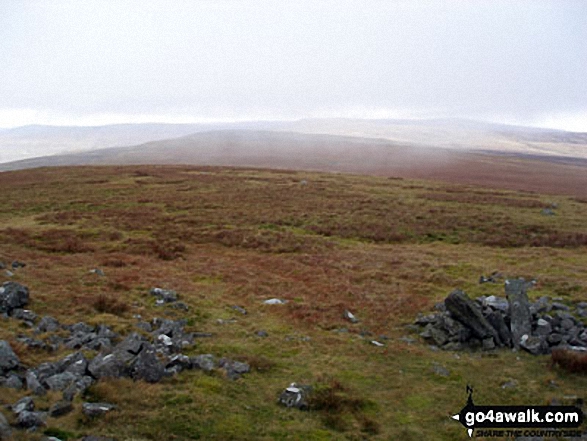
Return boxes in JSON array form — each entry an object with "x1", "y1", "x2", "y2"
[{"x1": 451, "y1": 386, "x2": 584, "y2": 438}]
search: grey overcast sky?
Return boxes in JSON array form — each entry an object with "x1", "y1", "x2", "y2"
[{"x1": 0, "y1": 0, "x2": 586, "y2": 130}]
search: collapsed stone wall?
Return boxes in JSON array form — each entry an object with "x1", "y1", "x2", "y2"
[{"x1": 413, "y1": 279, "x2": 587, "y2": 354}]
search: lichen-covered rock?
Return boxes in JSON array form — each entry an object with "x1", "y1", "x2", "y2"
[{"x1": 0, "y1": 281, "x2": 29, "y2": 315}]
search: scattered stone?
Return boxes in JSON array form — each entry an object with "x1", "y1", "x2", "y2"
[
  {"x1": 0, "y1": 340, "x2": 19, "y2": 373},
  {"x1": 26, "y1": 371, "x2": 46, "y2": 396},
  {"x1": 231, "y1": 305, "x2": 247, "y2": 315},
  {"x1": 18, "y1": 410, "x2": 47, "y2": 429},
  {"x1": 483, "y1": 295, "x2": 509, "y2": 313},
  {"x1": 219, "y1": 358, "x2": 250, "y2": 380},
  {"x1": 191, "y1": 354, "x2": 216, "y2": 372},
  {"x1": 2, "y1": 373, "x2": 23, "y2": 389},
  {"x1": 88, "y1": 353, "x2": 128, "y2": 379},
  {"x1": 399, "y1": 336, "x2": 416, "y2": 344},
  {"x1": 45, "y1": 372, "x2": 78, "y2": 391},
  {"x1": 431, "y1": 363, "x2": 450, "y2": 377},
  {"x1": 520, "y1": 335, "x2": 548, "y2": 355},
  {"x1": 501, "y1": 379, "x2": 518, "y2": 389},
  {"x1": 343, "y1": 310, "x2": 359, "y2": 323},
  {"x1": 4, "y1": 270, "x2": 13, "y2": 278},
  {"x1": 80, "y1": 437, "x2": 116, "y2": 441},
  {"x1": 371, "y1": 340, "x2": 384, "y2": 347},
  {"x1": 150, "y1": 287, "x2": 178, "y2": 303},
  {"x1": 278, "y1": 383, "x2": 312, "y2": 410},
  {"x1": 36, "y1": 315, "x2": 61, "y2": 333},
  {"x1": 12, "y1": 396, "x2": 35, "y2": 415},
  {"x1": 263, "y1": 298, "x2": 287, "y2": 305},
  {"x1": 216, "y1": 318, "x2": 237, "y2": 325},
  {"x1": 256, "y1": 330, "x2": 268, "y2": 337},
  {"x1": 0, "y1": 281, "x2": 29, "y2": 315},
  {"x1": 11, "y1": 261, "x2": 26, "y2": 269},
  {"x1": 49, "y1": 400, "x2": 73, "y2": 418},
  {"x1": 89, "y1": 268, "x2": 105, "y2": 276},
  {"x1": 82, "y1": 402, "x2": 116, "y2": 418},
  {"x1": 541, "y1": 208, "x2": 555, "y2": 216}
]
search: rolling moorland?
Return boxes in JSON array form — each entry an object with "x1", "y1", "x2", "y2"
[{"x1": 1, "y1": 163, "x2": 587, "y2": 440}]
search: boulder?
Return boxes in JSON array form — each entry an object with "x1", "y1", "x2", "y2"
[
  {"x1": 131, "y1": 344, "x2": 165, "y2": 383},
  {"x1": 12, "y1": 396, "x2": 35, "y2": 414},
  {"x1": 0, "y1": 281, "x2": 29, "y2": 314},
  {"x1": 18, "y1": 410, "x2": 47, "y2": 429},
  {"x1": 445, "y1": 290, "x2": 501, "y2": 344},
  {"x1": 49, "y1": 400, "x2": 73, "y2": 418},
  {"x1": 520, "y1": 335, "x2": 548, "y2": 355},
  {"x1": 219, "y1": 358, "x2": 250, "y2": 380},
  {"x1": 278, "y1": 383, "x2": 312, "y2": 410},
  {"x1": 2, "y1": 373, "x2": 23, "y2": 389},
  {"x1": 82, "y1": 402, "x2": 116, "y2": 418},
  {"x1": 190, "y1": 354, "x2": 216, "y2": 372},
  {"x1": 25, "y1": 371, "x2": 47, "y2": 395},
  {"x1": 343, "y1": 310, "x2": 359, "y2": 323},
  {"x1": 505, "y1": 279, "x2": 532, "y2": 349},
  {"x1": 0, "y1": 340, "x2": 20, "y2": 373},
  {"x1": 88, "y1": 353, "x2": 128, "y2": 379},
  {"x1": 45, "y1": 372, "x2": 78, "y2": 391},
  {"x1": 150, "y1": 287, "x2": 178, "y2": 303},
  {"x1": 486, "y1": 311, "x2": 512, "y2": 347},
  {"x1": 36, "y1": 315, "x2": 61, "y2": 333}
]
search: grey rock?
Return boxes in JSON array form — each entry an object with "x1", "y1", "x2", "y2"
[
  {"x1": 560, "y1": 318, "x2": 574, "y2": 330},
  {"x1": 2, "y1": 373, "x2": 23, "y2": 389},
  {"x1": 0, "y1": 410, "x2": 11, "y2": 439},
  {"x1": 534, "y1": 318, "x2": 552, "y2": 336},
  {"x1": 541, "y1": 208, "x2": 555, "y2": 216},
  {"x1": 219, "y1": 358, "x2": 250, "y2": 380},
  {"x1": 70, "y1": 322, "x2": 95, "y2": 334},
  {"x1": 445, "y1": 290, "x2": 500, "y2": 344},
  {"x1": 88, "y1": 353, "x2": 128, "y2": 379},
  {"x1": 482, "y1": 337, "x2": 496, "y2": 350},
  {"x1": 0, "y1": 281, "x2": 29, "y2": 314},
  {"x1": 263, "y1": 298, "x2": 287, "y2": 305},
  {"x1": 11, "y1": 308, "x2": 38, "y2": 323},
  {"x1": 506, "y1": 279, "x2": 532, "y2": 349},
  {"x1": 11, "y1": 261, "x2": 26, "y2": 269},
  {"x1": 131, "y1": 344, "x2": 165, "y2": 383},
  {"x1": 36, "y1": 315, "x2": 60, "y2": 333},
  {"x1": 370, "y1": 340, "x2": 385, "y2": 347},
  {"x1": 547, "y1": 333, "x2": 564, "y2": 346},
  {"x1": 486, "y1": 311, "x2": 512, "y2": 347},
  {"x1": 18, "y1": 410, "x2": 47, "y2": 429},
  {"x1": 190, "y1": 354, "x2": 216, "y2": 372},
  {"x1": 82, "y1": 402, "x2": 116, "y2": 418},
  {"x1": 49, "y1": 400, "x2": 73, "y2": 418},
  {"x1": 552, "y1": 302, "x2": 570, "y2": 311},
  {"x1": 483, "y1": 295, "x2": 509, "y2": 313},
  {"x1": 89, "y1": 268, "x2": 105, "y2": 276},
  {"x1": 45, "y1": 372, "x2": 78, "y2": 391},
  {"x1": 12, "y1": 396, "x2": 35, "y2": 414},
  {"x1": 0, "y1": 340, "x2": 20, "y2": 373},
  {"x1": 62, "y1": 376, "x2": 94, "y2": 402},
  {"x1": 26, "y1": 371, "x2": 46, "y2": 395},
  {"x1": 278, "y1": 383, "x2": 312, "y2": 410},
  {"x1": 520, "y1": 334, "x2": 548, "y2": 355},
  {"x1": 4, "y1": 270, "x2": 13, "y2": 277},
  {"x1": 231, "y1": 305, "x2": 247, "y2": 315},
  {"x1": 501, "y1": 379, "x2": 518, "y2": 389},
  {"x1": 343, "y1": 310, "x2": 359, "y2": 323},
  {"x1": 114, "y1": 332, "x2": 146, "y2": 360},
  {"x1": 429, "y1": 327, "x2": 449, "y2": 346},
  {"x1": 150, "y1": 287, "x2": 178, "y2": 303},
  {"x1": 256, "y1": 330, "x2": 269, "y2": 337},
  {"x1": 414, "y1": 313, "x2": 437, "y2": 326},
  {"x1": 60, "y1": 353, "x2": 89, "y2": 376},
  {"x1": 431, "y1": 363, "x2": 450, "y2": 377}
]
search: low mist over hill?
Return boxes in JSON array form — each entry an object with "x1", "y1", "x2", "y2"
[{"x1": 2, "y1": 118, "x2": 586, "y2": 167}]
